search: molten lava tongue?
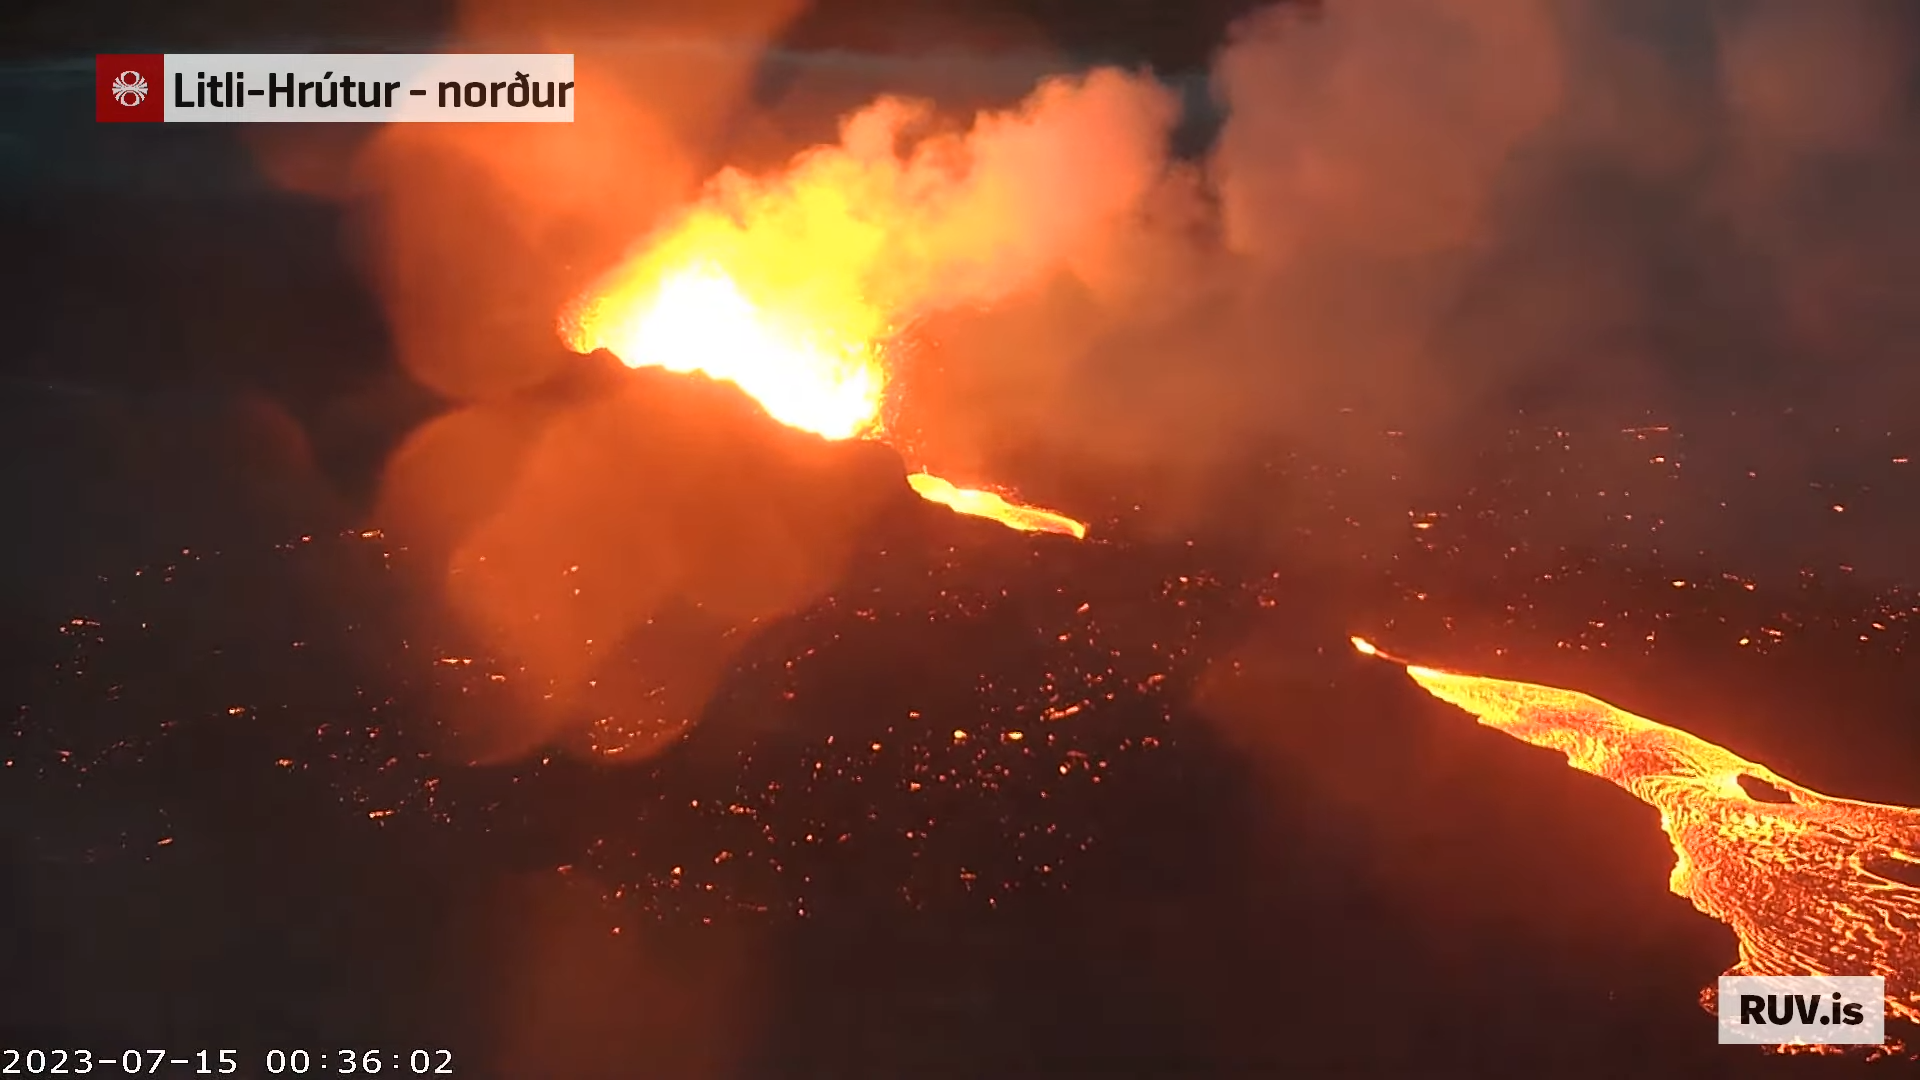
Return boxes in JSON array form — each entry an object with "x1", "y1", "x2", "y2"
[{"x1": 907, "y1": 473, "x2": 1087, "y2": 539}]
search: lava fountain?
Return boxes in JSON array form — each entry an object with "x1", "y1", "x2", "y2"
[
  {"x1": 1352, "y1": 639, "x2": 1920, "y2": 1032},
  {"x1": 556, "y1": 82, "x2": 1147, "y2": 541},
  {"x1": 576, "y1": 261, "x2": 886, "y2": 441},
  {"x1": 564, "y1": 252, "x2": 1085, "y2": 539}
]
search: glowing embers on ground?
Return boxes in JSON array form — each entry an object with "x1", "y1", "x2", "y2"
[
  {"x1": 564, "y1": 258, "x2": 1086, "y2": 539},
  {"x1": 1351, "y1": 638, "x2": 1920, "y2": 1033}
]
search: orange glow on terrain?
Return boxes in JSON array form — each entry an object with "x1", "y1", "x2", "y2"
[{"x1": 1353, "y1": 639, "x2": 1920, "y2": 1030}]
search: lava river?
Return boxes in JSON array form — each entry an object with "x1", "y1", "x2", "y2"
[{"x1": 1354, "y1": 638, "x2": 1920, "y2": 1037}]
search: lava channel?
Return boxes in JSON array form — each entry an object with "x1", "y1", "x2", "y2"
[{"x1": 1350, "y1": 639, "x2": 1920, "y2": 1034}]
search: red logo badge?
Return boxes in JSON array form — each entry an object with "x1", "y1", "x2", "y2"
[{"x1": 96, "y1": 54, "x2": 165, "y2": 122}]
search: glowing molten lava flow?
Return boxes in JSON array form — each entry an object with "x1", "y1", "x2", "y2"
[
  {"x1": 565, "y1": 260, "x2": 1087, "y2": 539},
  {"x1": 1352, "y1": 639, "x2": 1920, "y2": 1030},
  {"x1": 907, "y1": 473, "x2": 1088, "y2": 539}
]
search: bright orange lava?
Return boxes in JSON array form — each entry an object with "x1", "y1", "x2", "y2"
[
  {"x1": 907, "y1": 472, "x2": 1088, "y2": 539},
  {"x1": 567, "y1": 262, "x2": 885, "y2": 442},
  {"x1": 1353, "y1": 639, "x2": 1920, "y2": 1030},
  {"x1": 564, "y1": 260, "x2": 1086, "y2": 539}
]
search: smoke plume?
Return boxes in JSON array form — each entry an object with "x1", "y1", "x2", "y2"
[
  {"x1": 904, "y1": 0, "x2": 1920, "y2": 557},
  {"x1": 249, "y1": 0, "x2": 1920, "y2": 757}
]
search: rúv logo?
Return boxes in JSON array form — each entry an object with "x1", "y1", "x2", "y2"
[
  {"x1": 111, "y1": 69, "x2": 149, "y2": 105},
  {"x1": 1717, "y1": 975, "x2": 1886, "y2": 1046},
  {"x1": 96, "y1": 54, "x2": 164, "y2": 122}
]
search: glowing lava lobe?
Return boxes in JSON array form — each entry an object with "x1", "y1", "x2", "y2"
[
  {"x1": 1353, "y1": 641, "x2": 1920, "y2": 1029},
  {"x1": 907, "y1": 473, "x2": 1088, "y2": 539}
]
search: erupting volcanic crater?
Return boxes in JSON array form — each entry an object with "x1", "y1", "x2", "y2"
[{"x1": 14, "y1": 9, "x2": 1920, "y2": 1071}]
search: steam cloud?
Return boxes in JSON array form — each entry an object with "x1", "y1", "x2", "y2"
[
  {"x1": 252, "y1": 0, "x2": 1920, "y2": 756},
  {"x1": 566, "y1": 68, "x2": 1180, "y2": 354},
  {"x1": 899, "y1": 0, "x2": 1920, "y2": 555}
]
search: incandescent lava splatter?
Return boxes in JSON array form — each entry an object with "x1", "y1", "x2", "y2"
[{"x1": 566, "y1": 261, "x2": 885, "y2": 443}]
